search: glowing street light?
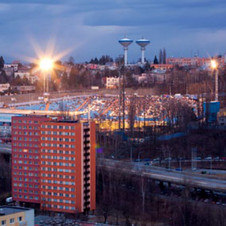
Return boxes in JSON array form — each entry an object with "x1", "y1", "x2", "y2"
[
  {"x1": 39, "y1": 58, "x2": 54, "y2": 94},
  {"x1": 40, "y1": 58, "x2": 54, "y2": 71},
  {"x1": 210, "y1": 60, "x2": 218, "y2": 70},
  {"x1": 210, "y1": 59, "x2": 219, "y2": 101}
]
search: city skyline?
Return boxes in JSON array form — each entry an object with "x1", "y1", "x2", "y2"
[{"x1": 0, "y1": 0, "x2": 226, "y2": 63}]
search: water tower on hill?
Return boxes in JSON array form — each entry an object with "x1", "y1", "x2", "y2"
[
  {"x1": 136, "y1": 38, "x2": 150, "y2": 64},
  {"x1": 119, "y1": 37, "x2": 133, "y2": 66}
]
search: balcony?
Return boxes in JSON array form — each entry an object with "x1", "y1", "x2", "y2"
[
  {"x1": 84, "y1": 158, "x2": 90, "y2": 163},
  {"x1": 84, "y1": 165, "x2": 90, "y2": 170},
  {"x1": 84, "y1": 141, "x2": 90, "y2": 146},
  {"x1": 84, "y1": 183, "x2": 90, "y2": 188},
  {"x1": 84, "y1": 171, "x2": 90, "y2": 175},
  {"x1": 84, "y1": 153, "x2": 90, "y2": 158},
  {"x1": 84, "y1": 195, "x2": 90, "y2": 200},
  {"x1": 84, "y1": 189, "x2": 90, "y2": 193},
  {"x1": 84, "y1": 177, "x2": 90, "y2": 181},
  {"x1": 84, "y1": 146, "x2": 90, "y2": 151},
  {"x1": 84, "y1": 134, "x2": 90, "y2": 139}
]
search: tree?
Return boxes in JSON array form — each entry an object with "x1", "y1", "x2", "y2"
[
  {"x1": 163, "y1": 48, "x2": 166, "y2": 64},
  {"x1": 115, "y1": 55, "x2": 124, "y2": 66},
  {"x1": 144, "y1": 62, "x2": 150, "y2": 72},
  {"x1": 68, "y1": 56, "x2": 74, "y2": 65},
  {"x1": 0, "y1": 56, "x2": 4, "y2": 69},
  {"x1": 0, "y1": 70, "x2": 8, "y2": 83},
  {"x1": 153, "y1": 55, "x2": 159, "y2": 64},
  {"x1": 61, "y1": 72, "x2": 69, "y2": 90},
  {"x1": 159, "y1": 49, "x2": 163, "y2": 64}
]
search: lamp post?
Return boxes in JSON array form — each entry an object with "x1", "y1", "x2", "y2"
[{"x1": 211, "y1": 60, "x2": 218, "y2": 101}]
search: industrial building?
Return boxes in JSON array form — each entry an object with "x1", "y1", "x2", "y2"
[{"x1": 11, "y1": 115, "x2": 96, "y2": 213}]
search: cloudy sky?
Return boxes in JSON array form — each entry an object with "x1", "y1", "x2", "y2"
[{"x1": 0, "y1": 0, "x2": 226, "y2": 63}]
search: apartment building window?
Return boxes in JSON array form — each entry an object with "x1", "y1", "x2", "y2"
[
  {"x1": 1, "y1": 220, "x2": 6, "y2": 225},
  {"x1": 18, "y1": 216, "x2": 23, "y2": 222},
  {"x1": 10, "y1": 218, "x2": 15, "y2": 224}
]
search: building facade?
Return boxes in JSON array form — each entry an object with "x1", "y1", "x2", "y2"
[
  {"x1": 0, "y1": 206, "x2": 34, "y2": 226},
  {"x1": 11, "y1": 115, "x2": 96, "y2": 214},
  {"x1": 166, "y1": 56, "x2": 225, "y2": 67}
]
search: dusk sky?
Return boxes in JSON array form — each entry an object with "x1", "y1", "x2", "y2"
[{"x1": 0, "y1": 0, "x2": 226, "y2": 63}]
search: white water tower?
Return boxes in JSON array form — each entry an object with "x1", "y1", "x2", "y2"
[
  {"x1": 136, "y1": 38, "x2": 150, "y2": 64},
  {"x1": 119, "y1": 37, "x2": 133, "y2": 66}
]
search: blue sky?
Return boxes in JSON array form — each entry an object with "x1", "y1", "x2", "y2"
[{"x1": 0, "y1": 0, "x2": 226, "y2": 63}]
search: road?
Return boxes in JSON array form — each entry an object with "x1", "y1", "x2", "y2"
[
  {"x1": 98, "y1": 159, "x2": 226, "y2": 193},
  {"x1": 2, "y1": 144, "x2": 225, "y2": 192}
]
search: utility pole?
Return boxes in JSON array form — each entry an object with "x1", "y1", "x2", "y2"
[
  {"x1": 118, "y1": 70, "x2": 122, "y2": 130},
  {"x1": 122, "y1": 70, "x2": 125, "y2": 132},
  {"x1": 118, "y1": 66, "x2": 126, "y2": 132}
]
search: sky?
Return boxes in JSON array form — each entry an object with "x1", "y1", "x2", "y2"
[{"x1": 0, "y1": 0, "x2": 226, "y2": 63}]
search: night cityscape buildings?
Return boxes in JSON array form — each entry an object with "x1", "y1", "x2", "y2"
[
  {"x1": 0, "y1": 3, "x2": 225, "y2": 223},
  {"x1": 11, "y1": 115, "x2": 96, "y2": 213}
]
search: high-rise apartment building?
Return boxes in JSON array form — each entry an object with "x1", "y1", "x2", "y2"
[
  {"x1": 11, "y1": 115, "x2": 96, "y2": 213},
  {"x1": 12, "y1": 116, "x2": 50, "y2": 205}
]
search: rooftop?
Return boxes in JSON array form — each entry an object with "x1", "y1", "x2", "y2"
[{"x1": 0, "y1": 206, "x2": 32, "y2": 216}]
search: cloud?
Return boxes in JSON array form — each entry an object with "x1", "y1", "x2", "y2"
[{"x1": 0, "y1": 0, "x2": 225, "y2": 62}]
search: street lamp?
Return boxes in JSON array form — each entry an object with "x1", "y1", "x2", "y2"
[
  {"x1": 39, "y1": 58, "x2": 54, "y2": 94},
  {"x1": 210, "y1": 60, "x2": 219, "y2": 101}
]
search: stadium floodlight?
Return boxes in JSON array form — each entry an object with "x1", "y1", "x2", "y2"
[
  {"x1": 210, "y1": 59, "x2": 219, "y2": 101},
  {"x1": 39, "y1": 58, "x2": 54, "y2": 71},
  {"x1": 39, "y1": 58, "x2": 54, "y2": 95}
]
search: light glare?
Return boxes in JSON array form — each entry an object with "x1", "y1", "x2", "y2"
[
  {"x1": 211, "y1": 60, "x2": 217, "y2": 69},
  {"x1": 40, "y1": 58, "x2": 54, "y2": 71}
]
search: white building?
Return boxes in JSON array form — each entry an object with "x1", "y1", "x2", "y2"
[
  {"x1": 4, "y1": 63, "x2": 19, "y2": 72},
  {"x1": 14, "y1": 71, "x2": 30, "y2": 79},
  {"x1": 0, "y1": 83, "x2": 10, "y2": 93},
  {"x1": 106, "y1": 77, "x2": 120, "y2": 89}
]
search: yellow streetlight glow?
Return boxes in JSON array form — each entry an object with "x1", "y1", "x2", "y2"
[
  {"x1": 39, "y1": 58, "x2": 54, "y2": 71},
  {"x1": 210, "y1": 60, "x2": 217, "y2": 69}
]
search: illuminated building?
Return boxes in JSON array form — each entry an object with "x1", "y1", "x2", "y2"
[{"x1": 11, "y1": 115, "x2": 96, "y2": 213}]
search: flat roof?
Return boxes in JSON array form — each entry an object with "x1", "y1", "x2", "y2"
[{"x1": 0, "y1": 206, "x2": 32, "y2": 215}]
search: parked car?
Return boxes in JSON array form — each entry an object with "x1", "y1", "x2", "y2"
[{"x1": 205, "y1": 156, "x2": 212, "y2": 160}]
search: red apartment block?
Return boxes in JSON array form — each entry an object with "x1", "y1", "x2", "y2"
[
  {"x1": 12, "y1": 115, "x2": 50, "y2": 204},
  {"x1": 12, "y1": 115, "x2": 96, "y2": 213}
]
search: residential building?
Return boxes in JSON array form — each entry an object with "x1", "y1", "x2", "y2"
[
  {"x1": 151, "y1": 64, "x2": 173, "y2": 70},
  {"x1": 106, "y1": 77, "x2": 120, "y2": 89},
  {"x1": 0, "y1": 206, "x2": 34, "y2": 226},
  {"x1": 4, "y1": 63, "x2": 19, "y2": 72},
  {"x1": 11, "y1": 115, "x2": 96, "y2": 214},
  {"x1": 166, "y1": 56, "x2": 225, "y2": 67},
  {"x1": 12, "y1": 116, "x2": 50, "y2": 206}
]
